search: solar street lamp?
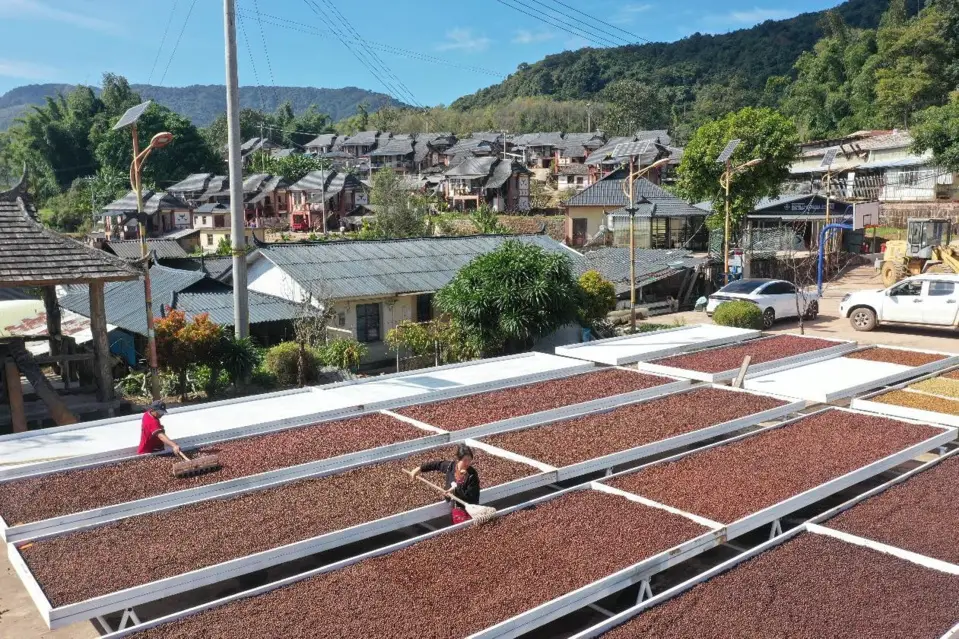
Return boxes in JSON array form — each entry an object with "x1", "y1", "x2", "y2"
[{"x1": 716, "y1": 140, "x2": 762, "y2": 285}]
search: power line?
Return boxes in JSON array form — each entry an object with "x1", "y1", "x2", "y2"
[
  {"x1": 250, "y1": 0, "x2": 282, "y2": 107},
  {"x1": 236, "y1": 13, "x2": 267, "y2": 112},
  {"x1": 543, "y1": 0, "x2": 651, "y2": 44},
  {"x1": 158, "y1": 0, "x2": 199, "y2": 85},
  {"x1": 147, "y1": 0, "x2": 179, "y2": 84},
  {"x1": 492, "y1": 0, "x2": 618, "y2": 48},
  {"x1": 236, "y1": 9, "x2": 503, "y2": 78},
  {"x1": 521, "y1": 0, "x2": 630, "y2": 46}
]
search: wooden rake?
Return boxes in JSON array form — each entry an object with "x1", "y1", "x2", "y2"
[{"x1": 404, "y1": 469, "x2": 497, "y2": 525}]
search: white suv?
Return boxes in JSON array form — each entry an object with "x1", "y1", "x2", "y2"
[{"x1": 839, "y1": 274, "x2": 959, "y2": 331}]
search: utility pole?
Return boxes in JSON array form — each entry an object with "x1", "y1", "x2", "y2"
[
  {"x1": 723, "y1": 159, "x2": 732, "y2": 286},
  {"x1": 628, "y1": 155, "x2": 637, "y2": 333},
  {"x1": 224, "y1": 0, "x2": 249, "y2": 338},
  {"x1": 586, "y1": 102, "x2": 592, "y2": 133},
  {"x1": 824, "y1": 167, "x2": 832, "y2": 265}
]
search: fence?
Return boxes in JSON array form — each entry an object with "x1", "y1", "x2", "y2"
[{"x1": 708, "y1": 226, "x2": 805, "y2": 259}]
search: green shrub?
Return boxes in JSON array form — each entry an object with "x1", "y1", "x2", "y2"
[
  {"x1": 219, "y1": 336, "x2": 262, "y2": 387},
  {"x1": 318, "y1": 338, "x2": 368, "y2": 371},
  {"x1": 250, "y1": 369, "x2": 278, "y2": 390},
  {"x1": 264, "y1": 341, "x2": 323, "y2": 386},
  {"x1": 712, "y1": 300, "x2": 764, "y2": 329},
  {"x1": 577, "y1": 270, "x2": 617, "y2": 326}
]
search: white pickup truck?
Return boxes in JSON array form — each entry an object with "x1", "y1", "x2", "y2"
[{"x1": 838, "y1": 274, "x2": 959, "y2": 331}]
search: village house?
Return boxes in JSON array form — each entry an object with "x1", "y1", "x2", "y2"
[
  {"x1": 441, "y1": 138, "x2": 499, "y2": 167},
  {"x1": 243, "y1": 234, "x2": 582, "y2": 364},
  {"x1": 239, "y1": 174, "x2": 291, "y2": 228},
  {"x1": 287, "y1": 170, "x2": 367, "y2": 231},
  {"x1": 369, "y1": 136, "x2": 415, "y2": 173},
  {"x1": 339, "y1": 130, "x2": 382, "y2": 158},
  {"x1": 304, "y1": 133, "x2": 338, "y2": 156},
  {"x1": 443, "y1": 157, "x2": 531, "y2": 212},
  {"x1": 101, "y1": 190, "x2": 192, "y2": 240},
  {"x1": 564, "y1": 166, "x2": 706, "y2": 250},
  {"x1": 192, "y1": 202, "x2": 265, "y2": 253},
  {"x1": 557, "y1": 164, "x2": 591, "y2": 193}
]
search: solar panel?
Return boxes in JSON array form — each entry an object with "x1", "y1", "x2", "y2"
[
  {"x1": 820, "y1": 148, "x2": 839, "y2": 169},
  {"x1": 112, "y1": 101, "x2": 153, "y2": 130},
  {"x1": 716, "y1": 139, "x2": 741, "y2": 164},
  {"x1": 613, "y1": 140, "x2": 651, "y2": 159}
]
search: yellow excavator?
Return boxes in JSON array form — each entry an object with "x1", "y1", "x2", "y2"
[{"x1": 880, "y1": 218, "x2": 959, "y2": 287}]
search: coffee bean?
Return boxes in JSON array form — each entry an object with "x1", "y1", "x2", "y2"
[
  {"x1": 846, "y1": 347, "x2": 946, "y2": 367},
  {"x1": 873, "y1": 389, "x2": 959, "y2": 416},
  {"x1": 652, "y1": 335, "x2": 840, "y2": 374}
]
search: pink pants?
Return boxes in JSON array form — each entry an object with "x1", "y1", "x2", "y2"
[{"x1": 452, "y1": 507, "x2": 472, "y2": 525}]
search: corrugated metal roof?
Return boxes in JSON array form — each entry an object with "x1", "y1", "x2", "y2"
[
  {"x1": 305, "y1": 134, "x2": 337, "y2": 148},
  {"x1": 446, "y1": 156, "x2": 497, "y2": 178},
  {"x1": 857, "y1": 155, "x2": 931, "y2": 170},
  {"x1": 370, "y1": 138, "x2": 414, "y2": 157},
  {"x1": 108, "y1": 239, "x2": 190, "y2": 260},
  {"x1": 580, "y1": 247, "x2": 704, "y2": 293},
  {"x1": 485, "y1": 160, "x2": 527, "y2": 190},
  {"x1": 168, "y1": 173, "x2": 214, "y2": 194},
  {"x1": 176, "y1": 290, "x2": 300, "y2": 326},
  {"x1": 341, "y1": 130, "x2": 379, "y2": 146},
  {"x1": 103, "y1": 190, "x2": 190, "y2": 213},
  {"x1": 566, "y1": 171, "x2": 703, "y2": 218},
  {"x1": 256, "y1": 234, "x2": 583, "y2": 301}
]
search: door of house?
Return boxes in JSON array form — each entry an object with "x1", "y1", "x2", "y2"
[{"x1": 572, "y1": 218, "x2": 588, "y2": 246}]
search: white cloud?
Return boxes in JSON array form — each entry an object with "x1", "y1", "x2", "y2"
[
  {"x1": 513, "y1": 29, "x2": 555, "y2": 45},
  {"x1": 436, "y1": 28, "x2": 492, "y2": 53},
  {"x1": 713, "y1": 7, "x2": 796, "y2": 25},
  {"x1": 0, "y1": 58, "x2": 60, "y2": 80},
  {"x1": 614, "y1": 3, "x2": 653, "y2": 24},
  {"x1": 0, "y1": 0, "x2": 119, "y2": 33}
]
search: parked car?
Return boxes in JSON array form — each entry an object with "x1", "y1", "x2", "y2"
[
  {"x1": 839, "y1": 274, "x2": 959, "y2": 332},
  {"x1": 706, "y1": 278, "x2": 820, "y2": 329}
]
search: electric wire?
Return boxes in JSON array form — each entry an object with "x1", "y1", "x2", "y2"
[
  {"x1": 158, "y1": 0, "x2": 199, "y2": 85},
  {"x1": 147, "y1": 0, "x2": 179, "y2": 84},
  {"x1": 522, "y1": 0, "x2": 630, "y2": 46},
  {"x1": 543, "y1": 0, "x2": 652, "y2": 43},
  {"x1": 251, "y1": 0, "x2": 282, "y2": 107},
  {"x1": 493, "y1": 0, "x2": 619, "y2": 47},
  {"x1": 236, "y1": 13, "x2": 267, "y2": 113}
]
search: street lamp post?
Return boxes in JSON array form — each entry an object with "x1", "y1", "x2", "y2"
[
  {"x1": 113, "y1": 101, "x2": 173, "y2": 400},
  {"x1": 719, "y1": 157, "x2": 763, "y2": 285},
  {"x1": 622, "y1": 157, "x2": 671, "y2": 331}
]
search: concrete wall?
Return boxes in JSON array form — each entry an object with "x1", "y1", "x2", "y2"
[
  {"x1": 565, "y1": 206, "x2": 608, "y2": 244},
  {"x1": 880, "y1": 201, "x2": 959, "y2": 227}
]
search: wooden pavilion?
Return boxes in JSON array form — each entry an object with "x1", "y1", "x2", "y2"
[{"x1": 0, "y1": 174, "x2": 140, "y2": 432}]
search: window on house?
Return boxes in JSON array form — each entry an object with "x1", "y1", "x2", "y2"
[
  {"x1": 416, "y1": 294, "x2": 434, "y2": 323},
  {"x1": 356, "y1": 303, "x2": 381, "y2": 342},
  {"x1": 206, "y1": 234, "x2": 214, "y2": 246},
  {"x1": 202, "y1": 215, "x2": 208, "y2": 225},
  {"x1": 337, "y1": 312, "x2": 346, "y2": 327}
]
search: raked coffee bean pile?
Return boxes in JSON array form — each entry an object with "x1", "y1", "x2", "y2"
[
  {"x1": 603, "y1": 533, "x2": 959, "y2": 639},
  {"x1": 397, "y1": 368, "x2": 672, "y2": 430},
  {"x1": 608, "y1": 409, "x2": 940, "y2": 524},
  {"x1": 22, "y1": 446, "x2": 535, "y2": 606},
  {"x1": 0, "y1": 413, "x2": 426, "y2": 525},
  {"x1": 483, "y1": 387, "x2": 785, "y2": 468},
  {"x1": 845, "y1": 347, "x2": 947, "y2": 367},
  {"x1": 873, "y1": 389, "x2": 959, "y2": 416},
  {"x1": 131, "y1": 490, "x2": 709, "y2": 639}
]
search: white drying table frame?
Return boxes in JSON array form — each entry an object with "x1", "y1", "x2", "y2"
[
  {"x1": 0, "y1": 373, "x2": 689, "y2": 543},
  {"x1": 93, "y1": 482, "x2": 730, "y2": 639},
  {"x1": 554, "y1": 324, "x2": 762, "y2": 366},
  {"x1": 469, "y1": 384, "x2": 803, "y2": 483},
  {"x1": 0, "y1": 353, "x2": 598, "y2": 481},
  {"x1": 0, "y1": 355, "x2": 596, "y2": 482},
  {"x1": 635, "y1": 334, "x2": 858, "y2": 383},
  {"x1": 567, "y1": 519, "x2": 959, "y2": 639},
  {"x1": 597, "y1": 406, "x2": 956, "y2": 545},
  {"x1": 742, "y1": 344, "x2": 959, "y2": 404},
  {"x1": 7, "y1": 438, "x2": 555, "y2": 630},
  {"x1": 851, "y1": 364, "x2": 959, "y2": 428}
]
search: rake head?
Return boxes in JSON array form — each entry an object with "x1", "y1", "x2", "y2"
[
  {"x1": 172, "y1": 454, "x2": 222, "y2": 479},
  {"x1": 464, "y1": 503, "x2": 497, "y2": 526}
]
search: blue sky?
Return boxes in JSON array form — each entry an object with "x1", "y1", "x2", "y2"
[{"x1": 0, "y1": 0, "x2": 844, "y2": 106}]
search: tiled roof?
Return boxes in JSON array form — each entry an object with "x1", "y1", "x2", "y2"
[
  {"x1": 485, "y1": 160, "x2": 528, "y2": 190},
  {"x1": 369, "y1": 137, "x2": 414, "y2": 157},
  {"x1": 160, "y1": 256, "x2": 234, "y2": 281},
  {"x1": 304, "y1": 134, "x2": 337, "y2": 148},
  {"x1": 446, "y1": 156, "x2": 498, "y2": 178},
  {"x1": 341, "y1": 130, "x2": 379, "y2": 146},
  {"x1": 527, "y1": 132, "x2": 564, "y2": 147},
  {"x1": 254, "y1": 234, "x2": 583, "y2": 301},
  {"x1": 580, "y1": 247, "x2": 706, "y2": 293},
  {"x1": 0, "y1": 179, "x2": 140, "y2": 286},
  {"x1": 566, "y1": 170, "x2": 702, "y2": 218},
  {"x1": 443, "y1": 138, "x2": 493, "y2": 157},
  {"x1": 289, "y1": 170, "x2": 361, "y2": 194},
  {"x1": 107, "y1": 239, "x2": 190, "y2": 260},
  {"x1": 103, "y1": 190, "x2": 190, "y2": 213},
  {"x1": 559, "y1": 163, "x2": 591, "y2": 175},
  {"x1": 167, "y1": 173, "x2": 214, "y2": 194},
  {"x1": 59, "y1": 264, "x2": 299, "y2": 335}
]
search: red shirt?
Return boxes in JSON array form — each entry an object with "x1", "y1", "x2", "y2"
[{"x1": 137, "y1": 412, "x2": 165, "y2": 454}]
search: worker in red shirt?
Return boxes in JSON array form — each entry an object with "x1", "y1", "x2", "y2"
[{"x1": 137, "y1": 400, "x2": 181, "y2": 456}]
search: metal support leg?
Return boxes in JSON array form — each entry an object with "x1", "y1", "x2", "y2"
[
  {"x1": 588, "y1": 603, "x2": 615, "y2": 618},
  {"x1": 769, "y1": 519, "x2": 783, "y2": 540},
  {"x1": 96, "y1": 609, "x2": 141, "y2": 633},
  {"x1": 605, "y1": 467, "x2": 614, "y2": 478},
  {"x1": 636, "y1": 579, "x2": 653, "y2": 605}
]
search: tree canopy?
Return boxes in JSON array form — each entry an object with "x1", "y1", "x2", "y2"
[
  {"x1": 435, "y1": 240, "x2": 579, "y2": 355},
  {"x1": 365, "y1": 167, "x2": 428, "y2": 238},
  {"x1": 676, "y1": 107, "x2": 799, "y2": 229}
]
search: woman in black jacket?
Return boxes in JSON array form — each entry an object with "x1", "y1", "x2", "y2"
[{"x1": 410, "y1": 443, "x2": 480, "y2": 524}]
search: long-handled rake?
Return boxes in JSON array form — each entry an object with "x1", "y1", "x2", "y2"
[
  {"x1": 172, "y1": 450, "x2": 222, "y2": 479},
  {"x1": 404, "y1": 469, "x2": 497, "y2": 525}
]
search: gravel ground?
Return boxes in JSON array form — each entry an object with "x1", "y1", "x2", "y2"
[
  {"x1": 397, "y1": 369, "x2": 672, "y2": 430},
  {"x1": 608, "y1": 410, "x2": 940, "y2": 524},
  {"x1": 872, "y1": 390, "x2": 959, "y2": 416},
  {"x1": 603, "y1": 533, "x2": 959, "y2": 639},
  {"x1": 650, "y1": 335, "x2": 840, "y2": 374},
  {"x1": 482, "y1": 388, "x2": 785, "y2": 468},
  {"x1": 845, "y1": 347, "x2": 947, "y2": 367},
  {"x1": 829, "y1": 455, "x2": 959, "y2": 564},
  {"x1": 21, "y1": 447, "x2": 535, "y2": 606},
  {"x1": 132, "y1": 490, "x2": 709, "y2": 639},
  {"x1": 0, "y1": 413, "x2": 427, "y2": 525},
  {"x1": 908, "y1": 377, "x2": 959, "y2": 399}
]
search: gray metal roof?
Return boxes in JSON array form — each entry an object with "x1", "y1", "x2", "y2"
[
  {"x1": 527, "y1": 132, "x2": 564, "y2": 147},
  {"x1": 566, "y1": 172, "x2": 703, "y2": 218},
  {"x1": 305, "y1": 134, "x2": 337, "y2": 148},
  {"x1": 580, "y1": 247, "x2": 705, "y2": 293},
  {"x1": 370, "y1": 137, "x2": 414, "y2": 157},
  {"x1": 446, "y1": 156, "x2": 498, "y2": 178},
  {"x1": 559, "y1": 163, "x2": 590, "y2": 176},
  {"x1": 443, "y1": 138, "x2": 493, "y2": 157},
  {"x1": 107, "y1": 240, "x2": 190, "y2": 260},
  {"x1": 471, "y1": 132, "x2": 503, "y2": 142},
  {"x1": 103, "y1": 190, "x2": 190, "y2": 214},
  {"x1": 341, "y1": 130, "x2": 379, "y2": 146},
  {"x1": 167, "y1": 173, "x2": 214, "y2": 194},
  {"x1": 289, "y1": 170, "x2": 358, "y2": 194},
  {"x1": 0, "y1": 179, "x2": 139, "y2": 286},
  {"x1": 194, "y1": 203, "x2": 230, "y2": 214},
  {"x1": 160, "y1": 256, "x2": 234, "y2": 281},
  {"x1": 485, "y1": 160, "x2": 528, "y2": 190},
  {"x1": 254, "y1": 234, "x2": 583, "y2": 301},
  {"x1": 59, "y1": 264, "x2": 298, "y2": 335},
  {"x1": 694, "y1": 193, "x2": 851, "y2": 214}
]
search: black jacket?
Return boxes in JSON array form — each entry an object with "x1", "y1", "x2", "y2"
[{"x1": 419, "y1": 460, "x2": 480, "y2": 506}]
